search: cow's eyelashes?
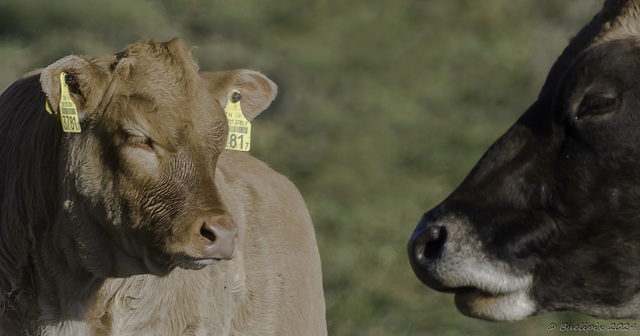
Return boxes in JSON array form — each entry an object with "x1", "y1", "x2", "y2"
[
  {"x1": 134, "y1": 137, "x2": 155, "y2": 153},
  {"x1": 124, "y1": 129, "x2": 155, "y2": 153},
  {"x1": 575, "y1": 93, "x2": 618, "y2": 120}
]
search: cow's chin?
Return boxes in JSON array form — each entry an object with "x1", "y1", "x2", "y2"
[{"x1": 453, "y1": 287, "x2": 536, "y2": 321}]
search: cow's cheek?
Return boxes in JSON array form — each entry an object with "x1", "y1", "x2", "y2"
[
  {"x1": 65, "y1": 137, "x2": 121, "y2": 220},
  {"x1": 118, "y1": 173, "x2": 177, "y2": 235},
  {"x1": 78, "y1": 145, "x2": 168, "y2": 241}
]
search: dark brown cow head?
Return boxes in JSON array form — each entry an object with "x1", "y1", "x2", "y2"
[
  {"x1": 408, "y1": 0, "x2": 640, "y2": 321},
  {"x1": 32, "y1": 38, "x2": 275, "y2": 276}
]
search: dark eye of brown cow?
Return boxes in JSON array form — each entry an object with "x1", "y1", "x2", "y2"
[{"x1": 575, "y1": 92, "x2": 618, "y2": 120}]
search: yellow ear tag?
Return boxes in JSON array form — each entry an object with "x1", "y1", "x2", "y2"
[
  {"x1": 224, "y1": 89, "x2": 251, "y2": 151},
  {"x1": 58, "y1": 72, "x2": 81, "y2": 133}
]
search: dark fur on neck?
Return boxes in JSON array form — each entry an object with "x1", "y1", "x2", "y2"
[{"x1": 0, "y1": 74, "x2": 62, "y2": 312}]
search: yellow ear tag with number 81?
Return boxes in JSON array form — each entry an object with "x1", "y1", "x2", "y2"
[
  {"x1": 57, "y1": 72, "x2": 81, "y2": 133},
  {"x1": 225, "y1": 89, "x2": 251, "y2": 151}
]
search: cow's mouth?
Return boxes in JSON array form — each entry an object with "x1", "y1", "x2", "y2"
[
  {"x1": 410, "y1": 256, "x2": 537, "y2": 321},
  {"x1": 171, "y1": 255, "x2": 223, "y2": 270},
  {"x1": 451, "y1": 286, "x2": 536, "y2": 321},
  {"x1": 140, "y1": 246, "x2": 226, "y2": 276}
]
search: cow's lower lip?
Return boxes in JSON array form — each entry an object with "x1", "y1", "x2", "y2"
[
  {"x1": 454, "y1": 287, "x2": 508, "y2": 318},
  {"x1": 142, "y1": 248, "x2": 223, "y2": 274},
  {"x1": 452, "y1": 287, "x2": 535, "y2": 321},
  {"x1": 454, "y1": 287, "x2": 493, "y2": 304},
  {"x1": 171, "y1": 255, "x2": 224, "y2": 270},
  {"x1": 179, "y1": 258, "x2": 220, "y2": 270}
]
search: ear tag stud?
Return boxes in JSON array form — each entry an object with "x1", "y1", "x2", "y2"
[
  {"x1": 45, "y1": 100, "x2": 54, "y2": 116},
  {"x1": 224, "y1": 89, "x2": 251, "y2": 151},
  {"x1": 57, "y1": 72, "x2": 81, "y2": 133}
]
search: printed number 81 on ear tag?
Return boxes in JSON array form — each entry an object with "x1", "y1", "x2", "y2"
[
  {"x1": 58, "y1": 72, "x2": 81, "y2": 133},
  {"x1": 225, "y1": 89, "x2": 251, "y2": 151}
]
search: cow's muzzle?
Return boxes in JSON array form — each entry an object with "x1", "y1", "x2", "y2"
[
  {"x1": 408, "y1": 212, "x2": 537, "y2": 321},
  {"x1": 191, "y1": 214, "x2": 238, "y2": 261}
]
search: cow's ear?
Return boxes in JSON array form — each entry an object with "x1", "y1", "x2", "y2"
[
  {"x1": 40, "y1": 55, "x2": 110, "y2": 118},
  {"x1": 201, "y1": 70, "x2": 277, "y2": 121}
]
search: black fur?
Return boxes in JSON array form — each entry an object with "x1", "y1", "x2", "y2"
[
  {"x1": 0, "y1": 74, "x2": 62, "y2": 312},
  {"x1": 531, "y1": 38, "x2": 640, "y2": 312}
]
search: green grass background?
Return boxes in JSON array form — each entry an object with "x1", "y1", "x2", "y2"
[{"x1": 3, "y1": 0, "x2": 637, "y2": 335}]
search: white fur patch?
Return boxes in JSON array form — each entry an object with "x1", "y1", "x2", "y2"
[
  {"x1": 429, "y1": 216, "x2": 536, "y2": 320},
  {"x1": 62, "y1": 200, "x2": 73, "y2": 211},
  {"x1": 40, "y1": 320, "x2": 91, "y2": 336}
]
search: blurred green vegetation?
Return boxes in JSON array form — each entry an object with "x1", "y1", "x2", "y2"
[{"x1": 2, "y1": 0, "x2": 633, "y2": 335}]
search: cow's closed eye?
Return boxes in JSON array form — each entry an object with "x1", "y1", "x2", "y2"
[
  {"x1": 133, "y1": 137, "x2": 155, "y2": 153},
  {"x1": 124, "y1": 128, "x2": 155, "y2": 153},
  {"x1": 575, "y1": 92, "x2": 618, "y2": 120}
]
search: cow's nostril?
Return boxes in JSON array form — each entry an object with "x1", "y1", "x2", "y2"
[
  {"x1": 200, "y1": 224, "x2": 217, "y2": 242},
  {"x1": 408, "y1": 222, "x2": 451, "y2": 291},
  {"x1": 423, "y1": 226, "x2": 447, "y2": 259},
  {"x1": 412, "y1": 225, "x2": 447, "y2": 262}
]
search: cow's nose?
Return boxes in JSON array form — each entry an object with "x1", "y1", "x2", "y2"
[{"x1": 194, "y1": 214, "x2": 238, "y2": 260}]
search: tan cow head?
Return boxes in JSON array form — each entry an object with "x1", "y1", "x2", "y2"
[{"x1": 39, "y1": 38, "x2": 276, "y2": 276}]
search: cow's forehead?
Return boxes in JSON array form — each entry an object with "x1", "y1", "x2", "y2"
[
  {"x1": 573, "y1": 38, "x2": 640, "y2": 86},
  {"x1": 98, "y1": 40, "x2": 225, "y2": 148},
  {"x1": 113, "y1": 39, "x2": 203, "y2": 98}
]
